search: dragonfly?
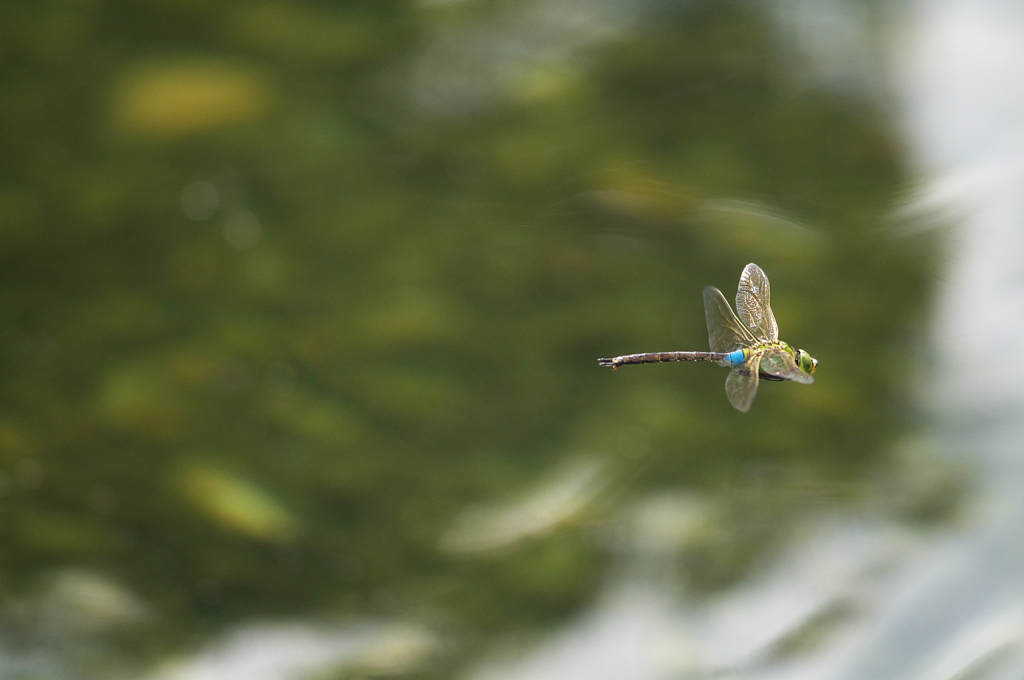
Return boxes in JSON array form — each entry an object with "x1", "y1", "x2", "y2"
[{"x1": 598, "y1": 263, "x2": 817, "y2": 412}]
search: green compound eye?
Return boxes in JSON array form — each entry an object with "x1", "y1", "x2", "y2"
[{"x1": 795, "y1": 349, "x2": 818, "y2": 375}]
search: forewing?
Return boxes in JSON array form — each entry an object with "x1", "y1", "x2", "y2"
[
  {"x1": 704, "y1": 286, "x2": 756, "y2": 353},
  {"x1": 736, "y1": 263, "x2": 779, "y2": 342},
  {"x1": 724, "y1": 358, "x2": 760, "y2": 412},
  {"x1": 759, "y1": 348, "x2": 814, "y2": 384}
]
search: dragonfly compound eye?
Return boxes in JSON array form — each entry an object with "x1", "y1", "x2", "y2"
[{"x1": 795, "y1": 349, "x2": 818, "y2": 375}]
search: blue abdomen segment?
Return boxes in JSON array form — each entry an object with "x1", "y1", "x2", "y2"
[{"x1": 722, "y1": 349, "x2": 746, "y2": 366}]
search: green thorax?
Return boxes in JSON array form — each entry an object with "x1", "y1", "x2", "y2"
[{"x1": 742, "y1": 340, "x2": 793, "y2": 360}]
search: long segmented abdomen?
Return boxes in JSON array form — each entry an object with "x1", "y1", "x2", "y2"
[{"x1": 597, "y1": 349, "x2": 746, "y2": 369}]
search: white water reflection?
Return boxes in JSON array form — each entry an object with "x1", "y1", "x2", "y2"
[
  {"x1": 466, "y1": 507, "x2": 930, "y2": 680},
  {"x1": 834, "y1": 2, "x2": 1024, "y2": 676},
  {"x1": 143, "y1": 621, "x2": 436, "y2": 680},
  {"x1": 899, "y1": 0, "x2": 1024, "y2": 423},
  {"x1": 440, "y1": 456, "x2": 611, "y2": 554}
]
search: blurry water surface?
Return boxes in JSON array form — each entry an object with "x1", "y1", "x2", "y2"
[{"x1": 0, "y1": 0, "x2": 1007, "y2": 678}]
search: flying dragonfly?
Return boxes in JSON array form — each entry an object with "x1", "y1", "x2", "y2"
[{"x1": 598, "y1": 263, "x2": 817, "y2": 412}]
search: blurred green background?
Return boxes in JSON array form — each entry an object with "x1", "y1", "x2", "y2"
[{"x1": 0, "y1": 0, "x2": 931, "y2": 676}]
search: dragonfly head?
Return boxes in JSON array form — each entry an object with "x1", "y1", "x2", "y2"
[{"x1": 795, "y1": 349, "x2": 818, "y2": 376}]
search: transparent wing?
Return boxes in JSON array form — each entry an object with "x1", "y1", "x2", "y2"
[
  {"x1": 759, "y1": 348, "x2": 814, "y2": 384},
  {"x1": 704, "y1": 286, "x2": 756, "y2": 353},
  {"x1": 736, "y1": 263, "x2": 779, "y2": 342},
  {"x1": 725, "y1": 357, "x2": 760, "y2": 412}
]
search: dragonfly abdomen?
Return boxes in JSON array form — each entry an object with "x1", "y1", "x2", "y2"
[
  {"x1": 721, "y1": 349, "x2": 746, "y2": 367},
  {"x1": 598, "y1": 351, "x2": 728, "y2": 369}
]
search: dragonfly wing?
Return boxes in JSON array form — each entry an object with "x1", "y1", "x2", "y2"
[
  {"x1": 759, "y1": 349, "x2": 814, "y2": 384},
  {"x1": 736, "y1": 263, "x2": 779, "y2": 342},
  {"x1": 725, "y1": 357, "x2": 760, "y2": 412},
  {"x1": 704, "y1": 286, "x2": 757, "y2": 353}
]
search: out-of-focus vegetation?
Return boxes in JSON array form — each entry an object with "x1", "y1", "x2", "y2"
[{"x1": 0, "y1": 0, "x2": 929, "y2": 675}]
